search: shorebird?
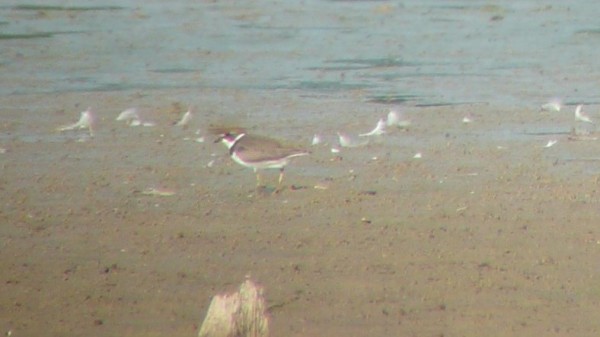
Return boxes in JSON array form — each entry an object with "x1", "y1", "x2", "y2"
[
  {"x1": 575, "y1": 104, "x2": 594, "y2": 124},
  {"x1": 215, "y1": 131, "x2": 309, "y2": 188}
]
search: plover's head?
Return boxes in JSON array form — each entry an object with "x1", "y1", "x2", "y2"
[{"x1": 214, "y1": 132, "x2": 245, "y2": 149}]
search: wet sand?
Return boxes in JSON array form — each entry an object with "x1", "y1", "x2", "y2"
[
  {"x1": 3, "y1": 2, "x2": 600, "y2": 336},
  {"x1": 2, "y1": 89, "x2": 600, "y2": 336}
]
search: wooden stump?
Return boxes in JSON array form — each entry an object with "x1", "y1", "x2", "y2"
[{"x1": 198, "y1": 279, "x2": 269, "y2": 337}]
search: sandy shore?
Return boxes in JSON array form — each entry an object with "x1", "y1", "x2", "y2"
[{"x1": 2, "y1": 89, "x2": 600, "y2": 336}]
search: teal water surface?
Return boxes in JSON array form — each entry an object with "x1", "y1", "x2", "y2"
[{"x1": 1, "y1": 1, "x2": 599, "y2": 107}]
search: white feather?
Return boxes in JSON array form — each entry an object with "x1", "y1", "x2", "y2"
[
  {"x1": 338, "y1": 132, "x2": 368, "y2": 148},
  {"x1": 540, "y1": 99, "x2": 562, "y2": 112},
  {"x1": 386, "y1": 110, "x2": 400, "y2": 126},
  {"x1": 116, "y1": 107, "x2": 139, "y2": 122},
  {"x1": 311, "y1": 134, "x2": 322, "y2": 146},
  {"x1": 575, "y1": 104, "x2": 594, "y2": 124},
  {"x1": 117, "y1": 107, "x2": 155, "y2": 127},
  {"x1": 57, "y1": 107, "x2": 96, "y2": 136},
  {"x1": 359, "y1": 118, "x2": 386, "y2": 137},
  {"x1": 386, "y1": 110, "x2": 412, "y2": 128},
  {"x1": 544, "y1": 139, "x2": 558, "y2": 148},
  {"x1": 176, "y1": 109, "x2": 193, "y2": 127}
]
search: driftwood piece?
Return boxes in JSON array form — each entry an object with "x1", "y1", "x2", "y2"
[{"x1": 198, "y1": 279, "x2": 269, "y2": 337}]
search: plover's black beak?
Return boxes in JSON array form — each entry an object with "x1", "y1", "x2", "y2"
[{"x1": 214, "y1": 132, "x2": 233, "y2": 143}]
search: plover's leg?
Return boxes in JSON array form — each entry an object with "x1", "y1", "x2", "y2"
[
  {"x1": 272, "y1": 168, "x2": 286, "y2": 194},
  {"x1": 278, "y1": 168, "x2": 285, "y2": 187},
  {"x1": 255, "y1": 169, "x2": 262, "y2": 187}
]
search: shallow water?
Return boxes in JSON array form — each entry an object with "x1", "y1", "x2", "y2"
[{"x1": 2, "y1": 1, "x2": 600, "y2": 107}]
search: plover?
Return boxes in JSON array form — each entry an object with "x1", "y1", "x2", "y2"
[{"x1": 215, "y1": 131, "x2": 309, "y2": 188}]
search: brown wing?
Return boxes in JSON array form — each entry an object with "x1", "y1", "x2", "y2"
[{"x1": 234, "y1": 135, "x2": 308, "y2": 163}]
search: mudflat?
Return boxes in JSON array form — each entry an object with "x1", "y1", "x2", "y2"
[{"x1": 2, "y1": 89, "x2": 600, "y2": 336}]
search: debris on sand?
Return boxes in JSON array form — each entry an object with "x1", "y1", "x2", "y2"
[
  {"x1": 140, "y1": 187, "x2": 176, "y2": 197},
  {"x1": 198, "y1": 279, "x2": 269, "y2": 337}
]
